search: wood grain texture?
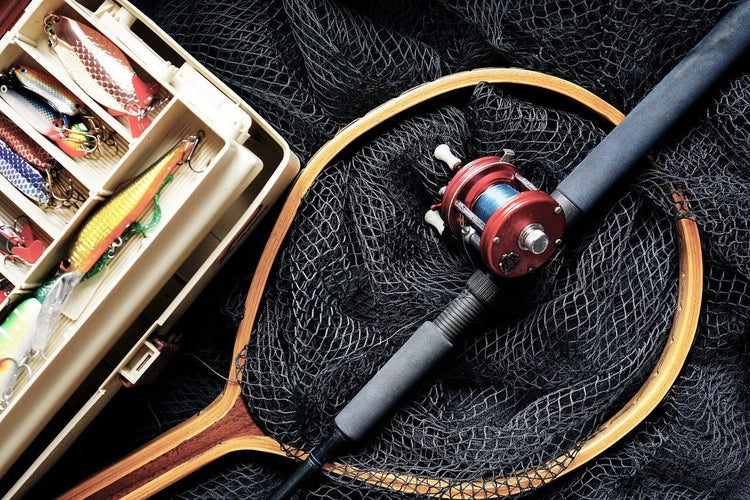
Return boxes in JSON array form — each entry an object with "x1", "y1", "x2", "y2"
[{"x1": 60, "y1": 68, "x2": 701, "y2": 499}]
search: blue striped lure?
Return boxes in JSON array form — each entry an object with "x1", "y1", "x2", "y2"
[
  {"x1": 0, "y1": 139, "x2": 49, "y2": 204},
  {"x1": 0, "y1": 81, "x2": 92, "y2": 158},
  {"x1": 11, "y1": 66, "x2": 82, "y2": 116}
]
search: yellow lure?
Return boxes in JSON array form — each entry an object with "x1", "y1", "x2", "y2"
[
  {"x1": 64, "y1": 133, "x2": 201, "y2": 274},
  {"x1": 32, "y1": 132, "x2": 204, "y2": 352}
]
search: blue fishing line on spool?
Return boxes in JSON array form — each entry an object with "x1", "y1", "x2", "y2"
[{"x1": 473, "y1": 183, "x2": 518, "y2": 222}]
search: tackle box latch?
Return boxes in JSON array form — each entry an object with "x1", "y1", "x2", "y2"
[{"x1": 119, "y1": 337, "x2": 179, "y2": 388}]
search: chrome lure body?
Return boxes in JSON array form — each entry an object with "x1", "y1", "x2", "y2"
[
  {"x1": 0, "y1": 81, "x2": 88, "y2": 157},
  {"x1": 12, "y1": 65, "x2": 82, "y2": 116}
]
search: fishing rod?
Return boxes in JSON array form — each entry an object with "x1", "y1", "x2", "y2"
[{"x1": 271, "y1": 2, "x2": 750, "y2": 497}]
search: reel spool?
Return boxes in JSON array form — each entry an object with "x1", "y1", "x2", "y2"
[{"x1": 428, "y1": 144, "x2": 565, "y2": 277}]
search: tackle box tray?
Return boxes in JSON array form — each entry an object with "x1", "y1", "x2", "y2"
[{"x1": 0, "y1": 0, "x2": 299, "y2": 497}]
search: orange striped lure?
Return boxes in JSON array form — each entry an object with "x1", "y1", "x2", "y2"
[{"x1": 31, "y1": 131, "x2": 204, "y2": 352}]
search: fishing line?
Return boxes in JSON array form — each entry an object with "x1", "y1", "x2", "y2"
[{"x1": 184, "y1": 353, "x2": 239, "y2": 385}]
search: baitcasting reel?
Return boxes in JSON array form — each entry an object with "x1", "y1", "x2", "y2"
[{"x1": 426, "y1": 144, "x2": 565, "y2": 277}]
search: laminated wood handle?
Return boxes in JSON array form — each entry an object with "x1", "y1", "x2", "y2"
[{"x1": 58, "y1": 386, "x2": 285, "y2": 500}]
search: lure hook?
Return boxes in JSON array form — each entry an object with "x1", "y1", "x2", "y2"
[
  {"x1": 0, "y1": 222, "x2": 23, "y2": 244},
  {"x1": 3, "y1": 253, "x2": 29, "y2": 267},
  {"x1": 5, "y1": 357, "x2": 36, "y2": 397},
  {"x1": 46, "y1": 170, "x2": 81, "y2": 209},
  {"x1": 82, "y1": 114, "x2": 116, "y2": 151},
  {"x1": 133, "y1": 94, "x2": 170, "y2": 135},
  {"x1": 12, "y1": 215, "x2": 30, "y2": 238},
  {"x1": 56, "y1": 117, "x2": 101, "y2": 154},
  {"x1": 106, "y1": 237, "x2": 123, "y2": 259},
  {"x1": 0, "y1": 382, "x2": 12, "y2": 411},
  {"x1": 185, "y1": 130, "x2": 207, "y2": 173}
]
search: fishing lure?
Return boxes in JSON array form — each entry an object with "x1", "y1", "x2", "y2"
[
  {"x1": 0, "y1": 114, "x2": 56, "y2": 172},
  {"x1": 0, "y1": 80, "x2": 92, "y2": 157},
  {"x1": 0, "y1": 225, "x2": 25, "y2": 260},
  {"x1": 11, "y1": 65, "x2": 82, "y2": 116},
  {"x1": 0, "y1": 115, "x2": 85, "y2": 208},
  {"x1": 8, "y1": 67, "x2": 112, "y2": 151},
  {"x1": 0, "y1": 139, "x2": 50, "y2": 204},
  {"x1": 0, "y1": 296, "x2": 42, "y2": 409},
  {"x1": 32, "y1": 131, "x2": 204, "y2": 352},
  {"x1": 45, "y1": 14, "x2": 161, "y2": 138}
]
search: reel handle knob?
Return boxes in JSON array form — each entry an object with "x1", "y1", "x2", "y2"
[
  {"x1": 518, "y1": 223, "x2": 550, "y2": 255},
  {"x1": 434, "y1": 144, "x2": 462, "y2": 171}
]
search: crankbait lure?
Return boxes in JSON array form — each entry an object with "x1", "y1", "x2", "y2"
[
  {"x1": 0, "y1": 114, "x2": 56, "y2": 172},
  {"x1": 32, "y1": 132, "x2": 204, "y2": 352},
  {"x1": 8, "y1": 67, "x2": 111, "y2": 152},
  {"x1": 0, "y1": 296, "x2": 42, "y2": 409},
  {"x1": 11, "y1": 65, "x2": 82, "y2": 116},
  {"x1": 0, "y1": 80, "x2": 91, "y2": 157},
  {"x1": 0, "y1": 139, "x2": 49, "y2": 204},
  {"x1": 45, "y1": 14, "x2": 161, "y2": 138}
]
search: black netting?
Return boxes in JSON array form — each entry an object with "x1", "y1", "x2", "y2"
[
  {"x1": 237, "y1": 81, "x2": 677, "y2": 496},
  {"x1": 35, "y1": 1, "x2": 750, "y2": 499}
]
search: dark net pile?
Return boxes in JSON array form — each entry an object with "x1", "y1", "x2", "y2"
[{"x1": 34, "y1": 1, "x2": 749, "y2": 499}]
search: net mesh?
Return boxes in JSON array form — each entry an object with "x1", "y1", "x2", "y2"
[
  {"x1": 236, "y1": 81, "x2": 678, "y2": 496},
  {"x1": 33, "y1": 0, "x2": 749, "y2": 498}
]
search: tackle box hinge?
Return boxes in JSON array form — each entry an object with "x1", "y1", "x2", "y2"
[{"x1": 119, "y1": 337, "x2": 179, "y2": 388}]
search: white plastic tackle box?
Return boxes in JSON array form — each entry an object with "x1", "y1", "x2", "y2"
[{"x1": 0, "y1": 0, "x2": 299, "y2": 497}]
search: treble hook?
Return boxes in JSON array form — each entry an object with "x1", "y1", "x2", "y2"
[
  {"x1": 82, "y1": 114, "x2": 117, "y2": 150},
  {"x1": 44, "y1": 170, "x2": 83, "y2": 210},
  {"x1": 106, "y1": 237, "x2": 124, "y2": 259},
  {"x1": 55, "y1": 116, "x2": 101, "y2": 156}
]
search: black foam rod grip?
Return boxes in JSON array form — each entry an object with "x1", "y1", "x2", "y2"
[
  {"x1": 552, "y1": 0, "x2": 750, "y2": 226},
  {"x1": 334, "y1": 321, "x2": 453, "y2": 442}
]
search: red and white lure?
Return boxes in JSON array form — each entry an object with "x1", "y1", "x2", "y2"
[{"x1": 44, "y1": 14, "x2": 161, "y2": 138}]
